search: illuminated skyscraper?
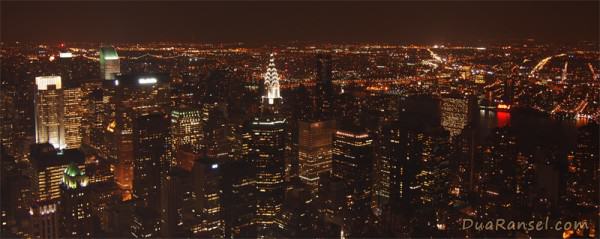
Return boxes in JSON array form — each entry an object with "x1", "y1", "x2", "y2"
[
  {"x1": 190, "y1": 159, "x2": 225, "y2": 237},
  {"x1": 331, "y1": 128, "x2": 373, "y2": 235},
  {"x1": 440, "y1": 96, "x2": 473, "y2": 138},
  {"x1": 63, "y1": 84, "x2": 83, "y2": 149},
  {"x1": 298, "y1": 120, "x2": 335, "y2": 194},
  {"x1": 202, "y1": 103, "x2": 231, "y2": 161},
  {"x1": 565, "y1": 123, "x2": 598, "y2": 230},
  {"x1": 29, "y1": 144, "x2": 85, "y2": 203},
  {"x1": 250, "y1": 54, "x2": 287, "y2": 237},
  {"x1": 58, "y1": 46, "x2": 74, "y2": 83},
  {"x1": 169, "y1": 108, "x2": 203, "y2": 168},
  {"x1": 81, "y1": 88, "x2": 106, "y2": 152},
  {"x1": 108, "y1": 74, "x2": 171, "y2": 200},
  {"x1": 60, "y1": 164, "x2": 93, "y2": 237},
  {"x1": 29, "y1": 202, "x2": 60, "y2": 239},
  {"x1": 100, "y1": 46, "x2": 121, "y2": 80},
  {"x1": 130, "y1": 113, "x2": 169, "y2": 237},
  {"x1": 132, "y1": 113, "x2": 169, "y2": 209},
  {"x1": 34, "y1": 76, "x2": 65, "y2": 149},
  {"x1": 29, "y1": 144, "x2": 85, "y2": 238}
]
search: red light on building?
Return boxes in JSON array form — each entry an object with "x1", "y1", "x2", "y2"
[{"x1": 497, "y1": 111, "x2": 511, "y2": 128}]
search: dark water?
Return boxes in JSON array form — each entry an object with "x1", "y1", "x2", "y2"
[{"x1": 476, "y1": 108, "x2": 580, "y2": 153}]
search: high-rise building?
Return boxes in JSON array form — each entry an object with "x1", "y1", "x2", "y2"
[
  {"x1": 81, "y1": 88, "x2": 106, "y2": 153},
  {"x1": 202, "y1": 103, "x2": 231, "y2": 161},
  {"x1": 29, "y1": 144, "x2": 85, "y2": 203},
  {"x1": 58, "y1": 47, "x2": 74, "y2": 83},
  {"x1": 189, "y1": 158, "x2": 225, "y2": 237},
  {"x1": 220, "y1": 160, "x2": 256, "y2": 237},
  {"x1": 100, "y1": 46, "x2": 121, "y2": 80},
  {"x1": 315, "y1": 54, "x2": 334, "y2": 119},
  {"x1": 107, "y1": 74, "x2": 171, "y2": 200},
  {"x1": 169, "y1": 108, "x2": 203, "y2": 168},
  {"x1": 29, "y1": 202, "x2": 60, "y2": 239},
  {"x1": 440, "y1": 96, "x2": 474, "y2": 138},
  {"x1": 132, "y1": 113, "x2": 169, "y2": 209},
  {"x1": 63, "y1": 84, "x2": 83, "y2": 149},
  {"x1": 34, "y1": 76, "x2": 65, "y2": 149},
  {"x1": 250, "y1": 54, "x2": 287, "y2": 237},
  {"x1": 297, "y1": 120, "x2": 335, "y2": 194},
  {"x1": 28, "y1": 144, "x2": 85, "y2": 238},
  {"x1": 60, "y1": 164, "x2": 93, "y2": 237},
  {"x1": 331, "y1": 127, "x2": 373, "y2": 235},
  {"x1": 130, "y1": 113, "x2": 169, "y2": 237},
  {"x1": 130, "y1": 206, "x2": 161, "y2": 238},
  {"x1": 565, "y1": 123, "x2": 599, "y2": 230}
]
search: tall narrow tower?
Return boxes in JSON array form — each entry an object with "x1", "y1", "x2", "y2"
[
  {"x1": 99, "y1": 46, "x2": 121, "y2": 80},
  {"x1": 250, "y1": 53, "x2": 287, "y2": 237},
  {"x1": 262, "y1": 53, "x2": 282, "y2": 106}
]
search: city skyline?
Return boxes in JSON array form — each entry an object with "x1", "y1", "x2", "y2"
[{"x1": 1, "y1": 1, "x2": 598, "y2": 239}]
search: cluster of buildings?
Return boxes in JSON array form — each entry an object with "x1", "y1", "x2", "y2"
[{"x1": 0, "y1": 43, "x2": 597, "y2": 238}]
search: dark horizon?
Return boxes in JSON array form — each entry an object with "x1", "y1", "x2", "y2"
[{"x1": 2, "y1": 1, "x2": 598, "y2": 44}]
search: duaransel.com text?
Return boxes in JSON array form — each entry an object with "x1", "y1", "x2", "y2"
[{"x1": 462, "y1": 217, "x2": 589, "y2": 232}]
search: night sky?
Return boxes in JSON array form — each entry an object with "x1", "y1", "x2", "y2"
[{"x1": 2, "y1": 1, "x2": 598, "y2": 44}]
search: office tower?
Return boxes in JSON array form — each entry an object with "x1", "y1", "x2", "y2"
[
  {"x1": 450, "y1": 125, "x2": 477, "y2": 200},
  {"x1": 315, "y1": 54, "x2": 334, "y2": 119},
  {"x1": 297, "y1": 120, "x2": 335, "y2": 194},
  {"x1": 220, "y1": 160, "x2": 256, "y2": 237},
  {"x1": 1, "y1": 152, "x2": 30, "y2": 238},
  {"x1": 129, "y1": 113, "x2": 169, "y2": 237},
  {"x1": 29, "y1": 144, "x2": 85, "y2": 238},
  {"x1": 250, "y1": 54, "x2": 287, "y2": 237},
  {"x1": 440, "y1": 96, "x2": 473, "y2": 138},
  {"x1": 100, "y1": 46, "x2": 120, "y2": 80},
  {"x1": 29, "y1": 202, "x2": 60, "y2": 239},
  {"x1": 202, "y1": 103, "x2": 231, "y2": 161},
  {"x1": 130, "y1": 206, "x2": 161, "y2": 238},
  {"x1": 29, "y1": 144, "x2": 85, "y2": 202},
  {"x1": 108, "y1": 74, "x2": 171, "y2": 200},
  {"x1": 160, "y1": 164, "x2": 196, "y2": 237},
  {"x1": 58, "y1": 47, "x2": 74, "y2": 83},
  {"x1": 373, "y1": 124, "x2": 407, "y2": 213},
  {"x1": 565, "y1": 123, "x2": 599, "y2": 231},
  {"x1": 331, "y1": 127, "x2": 373, "y2": 236},
  {"x1": 411, "y1": 127, "x2": 451, "y2": 235},
  {"x1": 63, "y1": 83, "x2": 83, "y2": 149},
  {"x1": 60, "y1": 164, "x2": 93, "y2": 237},
  {"x1": 281, "y1": 179, "x2": 319, "y2": 237},
  {"x1": 478, "y1": 127, "x2": 518, "y2": 221},
  {"x1": 81, "y1": 88, "x2": 106, "y2": 152},
  {"x1": 169, "y1": 108, "x2": 203, "y2": 168},
  {"x1": 34, "y1": 76, "x2": 65, "y2": 149},
  {"x1": 0, "y1": 85, "x2": 15, "y2": 152},
  {"x1": 189, "y1": 158, "x2": 225, "y2": 237},
  {"x1": 132, "y1": 113, "x2": 169, "y2": 209}
]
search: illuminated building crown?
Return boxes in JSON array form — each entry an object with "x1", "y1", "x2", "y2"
[
  {"x1": 62, "y1": 163, "x2": 89, "y2": 189},
  {"x1": 263, "y1": 53, "x2": 281, "y2": 104}
]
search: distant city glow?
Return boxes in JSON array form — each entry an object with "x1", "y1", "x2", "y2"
[
  {"x1": 138, "y1": 77, "x2": 157, "y2": 84},
  {"x1": 59, "y1": 52, "x2": 73, "y2": 58}
]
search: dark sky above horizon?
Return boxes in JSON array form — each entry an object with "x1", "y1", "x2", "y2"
[{"x1": 2, "y1": 1, "x2": 598, "y2": 44}]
